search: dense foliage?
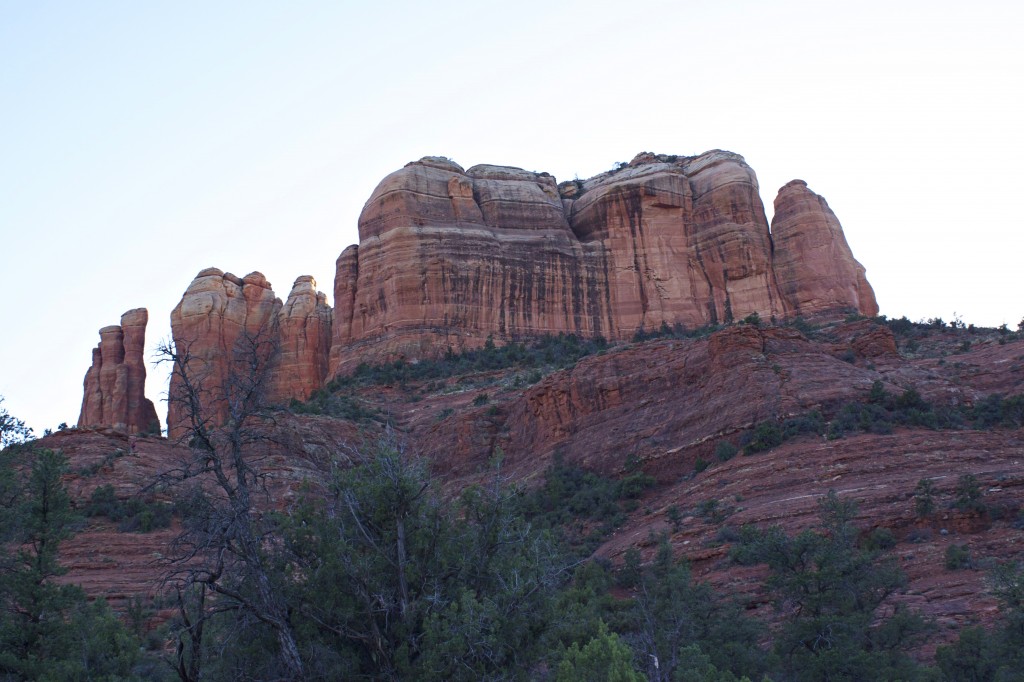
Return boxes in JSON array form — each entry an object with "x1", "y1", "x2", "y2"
[
  {"x1": 732, "y1": 492, "x2": 932, "y2": 681},
  {"x1": 0, "y1": 448, "x2": 139, "y2": 680}
]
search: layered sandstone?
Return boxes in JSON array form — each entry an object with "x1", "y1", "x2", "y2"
[
  {"x1": 51, "y1": 325, "x2": 1024, "y2": 652},
  {"x1": 274, "y1": 276, "x2": 333, "y2": 402},
  {"x1": 328, "y1": 151, "x2": 875, "y2": 374},
  {"x1": 167, "y1": 269, "x2": 282, "y2": 439},
  {"x1": 327, "y1": 156, "x2": 609, "y2": 373},
  {"x1": 161, "y1": 151, "x2": 878, "y2": 430},
  {"x1": 167, "y1": 270, "x2": 332, "y2": 439},
  {"x1": 771, "y1": 179, "x2": 878, "y2": 317},
  {"x1": 77, "y1": 309, "x2": 160, "y2": 434}
]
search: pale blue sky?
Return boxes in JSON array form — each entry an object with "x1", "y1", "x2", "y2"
[{"x1": 2, "y1": 0, "x2": 1022, "y2": 433}]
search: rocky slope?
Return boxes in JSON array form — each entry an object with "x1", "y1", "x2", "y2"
[{"x1": 46, "y1": 320, "x2": 1024, "y2": 657}]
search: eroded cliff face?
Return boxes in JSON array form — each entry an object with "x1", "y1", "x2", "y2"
[
  {"x1": 52, "y1": 324, "x2": 1024, "y2": 651},
  {"x1": 328, "y1": 151, "x2": 875, "y2": 374},
  {"x1": 566, "y1": 151, "x2": 785, "y2": 333},
  {"x1": 771, "y1": 179, "x2": 878, "y2": 317},
  {"x1": 167, "y1": 268, "x2": 280, "y2": 439},
  {"x1": 166, "y1": 270, "x2": 333, "y2": 439},
  {"x1": 327, "y1": 156, "x2": 611, "y2": 373},
  {"x1": 158, "y1": 150, "x2": 877, "y2": 432},
  {"x1": 274, "y1": 276, "x2": 333, "y2": 403},
  {"x1": 77, "y1": 309, "x2": 160, "y2": 434}
]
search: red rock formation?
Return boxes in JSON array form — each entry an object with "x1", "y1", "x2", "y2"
[
  {"x1": 328, "y1": 151, "x2": 875, "y2": 374},
  {"x1": 771, "y1": 179, "x2": 879, "y2": 317},
  {"x1": 160, "y1": 152, "x2": 879, "y2": 431},
  {"x1": 77, "y1": 309, "x2": 160, "y2": 434},
  {"x1": 49, "y1": 327, "x2": 1024, "y2": 653},
  {"x1": 167, "y1": 269, "x2": 282, "y2": 439},
  {"x1": 167, "y1": 270, "x2": 333, "y2": 438},
  {"x1": 569, "y1": 151, "x2": 785, "y2": 332},
  {"x1": 329, "y1": 156, "x2": 609, "y2": 373},
  {"x1": 274, "y1": 276, "x2": 333, "y2": 402}
]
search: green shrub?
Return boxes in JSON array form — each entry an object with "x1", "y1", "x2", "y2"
[
  {"x1": 714, "y1": 440, "x2": 738, "y2": 462},
  {"x1": 744, "y1": 422, "x2": 783, "y2": 454},
  {"x1": 862, "y1": 527, "x2": 896, "y2": 552},
  {"x1": 945, "y1": 544, "x2": 972, "y2": 570},
  {"x1": 667, "y1": 505, "x2": 684, "y2": 532},
  {"x1": 619, "y1": 471, "x2": 655, "y2": 499},
  {"x1": 554, "y1": 621, "x2": 644, "y2": 682},
  {"x1": 329, "y1": 333, "x2": 609, "y2": 390},
  {"x1": 955, "y1": 474, "x2": 986, "y2": 514},
  {"x1": 85, "y1": 484, "x2": 173, "y2": 533},
  {"x1": 914, "y1": 478, "x2": 936, "y2": 518}
]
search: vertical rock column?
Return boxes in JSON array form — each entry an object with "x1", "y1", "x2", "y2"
[
  {"x1": 274, "y1": 276, "x2": 333, "y2": 402},
  {"x1": 770, "y1": 180, "x2": 879, "y2": 317},
  {"x1": 167, "y1": 269, "x2": 282, "y2": 440},
  {"x1": 167, "y1": 268, "x2": 333, "y2": 439},
  {"x1": 77, "y1": 308, "x2": 160, "y2": 434}
]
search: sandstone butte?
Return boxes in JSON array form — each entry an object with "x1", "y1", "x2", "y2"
[
  {"x1": 146, "y1": 150, "x2": 878, "y2": 438},
  {"x1": 54, "y1": 149, "x2": 1023, "y2": 661},
  {"x1": 77, "y1": 308, "x2": 160, "y2": 435}
]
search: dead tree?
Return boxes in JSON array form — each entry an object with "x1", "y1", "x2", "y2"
[{"x1": 156, "y1": 327, "x2": 305, "y2": 681}]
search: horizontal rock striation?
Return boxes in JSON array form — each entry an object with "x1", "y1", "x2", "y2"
[
  {"x1": 328, "y1": 151, "x2": 877, "y2": 375},
  {"x1": 166, "y1": 270, "x2": 332, "y2": 439},
  {"x1": 771, "y1": 179, "x2": 878, "y2": 317},
  {"x1": 160, "y1": 150, "x2": 877, "y2": 432},
  {"x1": 77, "y1": 309, "x2": 160, "y2": 434}
]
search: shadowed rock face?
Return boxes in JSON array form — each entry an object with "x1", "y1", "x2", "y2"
[
  {"x1": 771, "y1": 179, "x2": 878, "y2": 317},
  {"x1": 77, "y1": 309, "x2": 160, "y2": 434},
  {"x1": 328, "y1": 151, "x2": 876, "y2": 375},
  {"x1": 52, "y1": 326, "x2": 1024, "y2": 655}
]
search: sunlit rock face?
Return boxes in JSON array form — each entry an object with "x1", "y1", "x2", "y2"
[
  {"x1": 770, "y1": 179, "x2": 878, "y2": 317},
  {"x1": 328, "y1": 156, "x2": 610, "y2": 373},
  {"x1": 566, "y1": 151, "x2": 785, "y2": 334},
  {"x1": 167, "y1": 269, "x2": 281, "y2": 439},
  {"x1": 166, "y1": 269, "x2": 334, "y2": 439},
  {"x1": 328, "y1": 150, "x2": 875, "y2": 374},
  {"x1": 78, "y1": 308, "x2": 160, "y2": 434}
]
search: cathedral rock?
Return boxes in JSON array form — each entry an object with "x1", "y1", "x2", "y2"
[
  {"x1": 75, "y1": 150, "x2": 878, "y2": 438},
  {"x1": 327, "y1": 150, "x2": 877, "y2": 373}
]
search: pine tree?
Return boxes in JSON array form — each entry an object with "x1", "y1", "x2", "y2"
[{"x1": 0, "y1": 448, "x2": 139, "y2": 680}]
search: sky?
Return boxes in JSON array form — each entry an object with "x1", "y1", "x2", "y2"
[{"x1": 2, "y1": 0, "x2": 1022, "y2": 434}]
